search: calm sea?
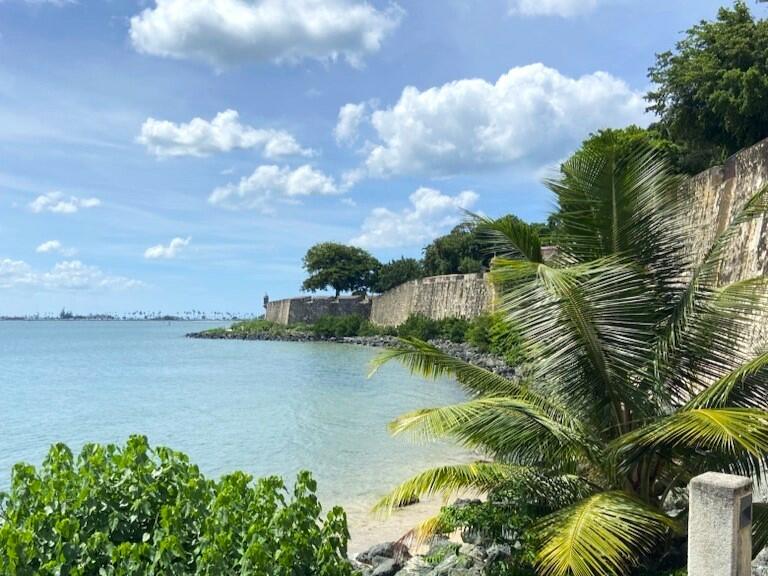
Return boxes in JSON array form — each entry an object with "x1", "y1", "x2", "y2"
[{"x1": 0, "y1": 321, "x2": 467, "y2": 543}]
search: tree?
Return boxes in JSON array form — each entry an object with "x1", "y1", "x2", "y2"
[
  {"x1": 301, "y1": 242, "x2": 380, "y2": 297},
  {"x1": 421, "y1": 223, "x2": 489, "y2": 276},
  {"x1": 372, "y1": 143, "x2": 768, "y2": 576},
  {"x1": 372, "y1": 257, "x2": 424, "y2": 293},
  {"x1": 0, "y1": 437, "x2": 353, "y2": 575},
  {"x1": 647, "y1": 1, "x2": 768, "y2": 173}
]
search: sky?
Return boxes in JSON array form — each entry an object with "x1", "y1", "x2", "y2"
[{"x1": 0, "y1": 0, "x2": 761, "y2": 315}]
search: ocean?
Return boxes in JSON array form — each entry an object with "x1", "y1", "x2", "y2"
[{"x1": 0, "y1": 320, "x2": 468, "y2": 549}]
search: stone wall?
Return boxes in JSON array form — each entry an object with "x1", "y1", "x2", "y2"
[
  {"x1": 265, "y1": 296, "x2": 371, "y2": 325},
  {"x1": 369, "y1": 273, "x2": 493, "y2": 327},
  {"x1": 265, "y1": 137, "x2": 768, "y2": 329},
  {"x1": 687, "y1": 138, "x2": 768, "y2": 284}
]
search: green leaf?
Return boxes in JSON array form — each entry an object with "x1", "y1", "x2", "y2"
[{"x1": 536, "y1": 492, "x2": 677, "y2": 576}]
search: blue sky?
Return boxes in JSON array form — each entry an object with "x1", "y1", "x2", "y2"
[{"x1": 0, "y1": 0, "x2": 758, "y2": 315}]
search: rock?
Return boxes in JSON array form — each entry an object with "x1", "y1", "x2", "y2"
[
  {"x1": 426, "y1": 537, "x2": 456, "y2": 559},
  {"x1": 459, "y1": 543, "x2": 487, "y2": 562},
  {"x1": 433, "y1": 554, "x2": 461, "y2": 575},
  {"x1": 371, "y1": 558, "x2": 401, "y2": 576},
  {"x1": 486, "y1": 543, "x2": 512, "y2": 564},
  {"x1": 396, "y1": 557, "x2": 434, "y2": 575},
  {"x1": 357, "y1": 541, "x2": 411, "y2": 565}
]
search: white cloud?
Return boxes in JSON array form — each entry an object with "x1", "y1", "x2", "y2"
[
  {"x1": 129, "y1": 0, "x2": 403, "y2": 68},
  {"x1": 335, "y1": 102, "x2": 367, "y2": 145},
  {"x1": 352, "y1": 63, "x2": 646, "y2": 178},
  {"x1": 139, "y1": 109, "x2": 313, "y2": 159},
  {"x1": 144, "y1": 237, "x2": 192, "y2": 259},
  {"x1": 29, "y1": 192, "x2": 101, "y2": 214},
  {"x1": 351, "y1": 187, "x2": 478, "y2": 249},
  {"x1": 209, "y1": 164, "x2": 340, "y2": 212},
  {"x1": 0, "y1": 258, "x2": 141, "y2": 291},
  {"x1": 510, "y1": 0, "x2": 599, "y2": 17},
  {"x1": 36, "y1": 240, "x2": 77, "y2": 257}
]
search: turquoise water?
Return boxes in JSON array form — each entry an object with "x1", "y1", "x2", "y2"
[{"x1": 0, "y1": 321, "x2": 467, "y2": 514}]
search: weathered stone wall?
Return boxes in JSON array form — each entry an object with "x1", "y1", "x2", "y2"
[
  {"x1": 369, "y1": 273, "x2": 493, "y2": 327},
  {"x1": 265, "y1": 138, "x2": 768, "y2": 329},
  {"x1": 687, "y1": 138, "x2": 768, "y2": 284},
  {"x1": 265, "y1": 296, "x2": 371, "y2": 325}
]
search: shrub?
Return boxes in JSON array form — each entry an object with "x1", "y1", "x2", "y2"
[
  {"x1": 466, "y1": 313, "x2": 525, "y2": 365},
  {"x1": 396, "y1": 315, "x2": 442, "y2": 341},
  {"x1": 312, "y1": 315, "x2": 366, "y2": 338},
  {"x1": 0, "y1": 437, "x2": 354, "y2": 575},
  {"x1": 437, "y1": 317, "x2": 471, "y2": 343}
]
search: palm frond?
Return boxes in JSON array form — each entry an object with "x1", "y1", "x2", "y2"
[
  {"x1": 369, "y1": 337, "x2": 526, "y2": 398},
  {"x1": 389, "y1": 397, "x2": 588, "y2": 467},
  {"x1": 372, "y1": 462, "x2": 521, "y2": 515},
  {"x1": 613, "y1": 408, "x2": 768, "y2": 479},
  {"x1": 494, "y1": 257, "x2": 656, "y2": 426},
  {"x1": 662, "y1": 277, "x2": 768, "y2": 405},
  {"x1": 753, "y1": 503, "x2": 768, "y2": 558},
  {"x1": 687, "y1": 349, "x2": 768, "y2": 410},
  {"x1": 474, "y1": 214, "x2": 544, "y2": 263},
  {"x1": 654, "y1": 184, "x2": 768, "y2": 382},
  {"x1": 536, "y1": 491, "x2": 678, "y2": 576}
]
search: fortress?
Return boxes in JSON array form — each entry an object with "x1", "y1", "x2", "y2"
[{"x1": 267, "y1": 137, "x2": 768, "y2": 328}]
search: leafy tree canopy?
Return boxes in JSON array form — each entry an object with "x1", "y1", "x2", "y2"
[
  {"x1": 647, "y1": 1, "x2": 768, "y2": 173},
  {"x1": 421, "y1": 223, "x2": 490, "y2": 276},
  {"x1": 0, "y1": 437, "x2": 353, "y2": 575},
  {"x1": 372, "y1": 257, "x2": 424, "y2": 293},
  {"x1": 301, "y1": 242, "x2": 380, "y2": 297}
]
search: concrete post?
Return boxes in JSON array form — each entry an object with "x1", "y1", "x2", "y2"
[{"x1": 689, "y1": 472, "x2": 752, "y2": 576}]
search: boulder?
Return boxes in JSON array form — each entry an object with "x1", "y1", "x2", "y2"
[
  {"x1": 357, "y1": 541, "x2": 411, "y2": 565},
  {"x1": 371, "y1": 558, "x2": 402, "y2": 576}
]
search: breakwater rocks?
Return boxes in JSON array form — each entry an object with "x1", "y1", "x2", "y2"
[
  {"x1": 352, "y1": 538, "x2": 513, "y2": 576},
  {"x1": 187, "y1": 329, "x2": 516, "y2": 379}
]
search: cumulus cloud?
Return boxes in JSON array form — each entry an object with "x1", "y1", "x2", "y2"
[
  {"x1": 510, "y1": 0, "x2": 599, "y2": 17},
  {"x1": 144, "y1": 237, "x2": 192, "y2": 259},
  {"x1": 129, "y1": 0, "x2": 403, "y2": 68},
  {"x1": 351, "y1": 187, "x2": 478, "y2": 249},
  {"x1": 334, "y1": 102, "x2": 367, "y2": 145},
  {"x1": 139, "y1": 109, "x2": 313, "y2": 159},
  {"x1": 348, "y1": 63, "x2": 646, "y2": 178},
  {"x1": 209, "y1": 164, "x2": 340, "y2": 212},
  {"x1": 29, "y1": 192, "x2": 101, "y2": 214},
  {"x1": 36, "y1": 240, "x2": 77, "y2": 257},
  {"x1": 0, "y1": 259, "x2": 142, "y2": 291}
]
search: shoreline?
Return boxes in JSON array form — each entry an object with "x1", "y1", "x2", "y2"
[{"x1": 186, "y1": 330, "x2": 517, "y2": 380}]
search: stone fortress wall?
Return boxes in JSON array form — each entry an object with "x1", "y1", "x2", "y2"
[
  {"x1": 267, "y1": 137, "x2": 768, "y2": 328},
  {"x1": 265, "y1": 296, "x2": 371, "y2": 325},
  {"x1": 368, "y1": 273, "x2": 493, "y2": 327}
]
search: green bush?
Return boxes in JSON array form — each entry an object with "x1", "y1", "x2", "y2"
[
  {"x1": 466, "y1": 313, "x2": 525, "y2": 365},
  {"x1": 437, "y1": 317, "x2": 471, "y2": 343},
  {"x1": 312, "y1": 315, "x2": 366, "y2": 338},
  {"x1": 230, "y1": 318, "x2": 288, "y2": 334},
  {"x1": 396, "y1": 314, "x2": 442, "y2": 341},
  {"x1": 0, "y1": 437, "x2": 354, "y2": 575}
]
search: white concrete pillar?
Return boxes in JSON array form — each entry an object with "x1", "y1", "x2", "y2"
[{"x1": 689, "y1": 472, "x2": 752, "y2": 576}]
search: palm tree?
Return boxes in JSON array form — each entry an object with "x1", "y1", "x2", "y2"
[{"x1": 371, "y1": 142, "x2": 768, "y2": 576}]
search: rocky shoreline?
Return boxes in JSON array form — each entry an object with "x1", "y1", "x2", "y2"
[
  {"x1": 187, "y1": 329, "x2": 516, "y2": 379},
  {"x1": 351, "y1": 531, "x2": 514, "y2": 576}
]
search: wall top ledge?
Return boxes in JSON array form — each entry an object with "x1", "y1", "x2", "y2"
[{"x1": 690, "y1": 472, "x2": 752, "y2": 496}]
